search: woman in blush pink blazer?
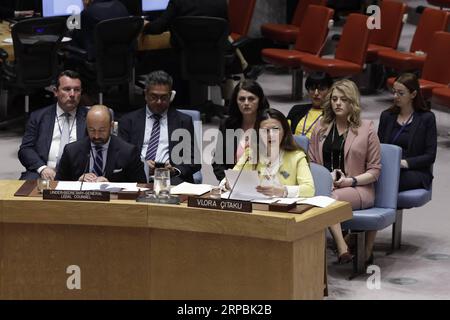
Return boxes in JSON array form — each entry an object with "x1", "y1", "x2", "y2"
[{"x1": 309, "y1": 79, "x2": 381, "y2": 265}]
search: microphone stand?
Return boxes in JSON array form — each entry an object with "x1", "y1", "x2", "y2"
[{"x1": 228, "y1": 156, "x2": 250, "y2": 200}]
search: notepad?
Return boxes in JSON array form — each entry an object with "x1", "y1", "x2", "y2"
[{"x1": 170, "y1": 182, "x2": 212, "y2": 196}]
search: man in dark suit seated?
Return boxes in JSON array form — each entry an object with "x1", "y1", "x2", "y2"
[
  {"x1": 119, "y1": 70, "x2": 200, "y2": 184},
  {"x1": 18, "y1": 70, "x2": 87, "y2": 181},
  {"x1": 71, "y1": 0, "x2": 129, "y2": 61},
  {"x1": 56, "y1": 105, "x2": 146, "y2": 183}
]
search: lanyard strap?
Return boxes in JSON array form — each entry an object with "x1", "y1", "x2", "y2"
[
  {"x1": 391, "y1": 113, "x2": 414, "y2": 144},
  {"x1": 302, "y1": 111, "x2": 322, "y2": 136},
  {"x1": 56, "y1": 113, "x2": 76, "y2": 138}
]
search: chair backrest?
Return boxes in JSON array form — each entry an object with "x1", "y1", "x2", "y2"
[
  {"x1": 310, "y1": 163, "x2": 332, "y2": 196},
  {"x1": 410, "y1": 8, "x2": 450, "y2": 53},
  {"x1": 421, "y1": 31, "x2": 450, "y2": 84},
  {"x1": 171, "y1": 16, "x2": 229, "y2": 84},
  {"x1": 374, "y1": 144, "x2": 402, "y2": 209},
  {"x1": 370, "y1": 0, "x2": 406, "y2": 49},
  {"x1": 291, "y1": 0, "x2": 327, "y2": 26},
  {"x1": 177, "y1": 109, "x2": 202, "y2": 183},
  {"x1": 294, "y1": 135, "x2": 310, "y2": 153},
  {"x1": 228, "y1": 0, "x2": 256, "y2": 40},
  {"x1": 294, "y1": 5, "x2": 334, "y2": 54},
  {"x1": 335, "y1": 13, "x2": 372, "y2": 66},
  {"x1": 94, "y1": 16, "x2": 143, "y2": 87},
  {"x1": 11, "y1": 16, "x2": 67, "y2": 88}
]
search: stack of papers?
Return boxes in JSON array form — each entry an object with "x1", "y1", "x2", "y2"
[{"x1": 170, "y1": 182, "x2": 212, "y2": 196}]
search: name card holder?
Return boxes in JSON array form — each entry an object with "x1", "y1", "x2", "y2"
[
  {"x1": 188, "y1": 196, "x2": 252, "y2": 213},
  {"x1": 43, "y1": 190, "x2": 110, "y2": 202}
]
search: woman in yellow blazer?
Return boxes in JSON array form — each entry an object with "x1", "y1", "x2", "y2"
[
  {"x1": 309, "y1": 79, "x2": 381, "y2": 264},
  {"x1": 233, "y1": 108, "x2": 315, "y2": 198}
]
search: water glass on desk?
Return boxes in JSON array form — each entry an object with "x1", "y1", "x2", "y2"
[
  {"x1": 154, "y1": 168, "x2": 171, "y2": 199},
  {"x1": 37, "y1": 178, "x2": 50, "y2": 193}
]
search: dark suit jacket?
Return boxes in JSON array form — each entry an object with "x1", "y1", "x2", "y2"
[
  {"x1": 72, "y1": 0, "x2": 129, "y2": 60},
  {"x1": 119, "y1": 107, "x2": 200, "y2": 183},
  {"x1": 287, "y1": 103, "x2": 313, "y2": 134},
  {"x1": 378, "y1": 109, "x2": 437, "y2": 188},
  {"x1": 55, "y1": 136, "x2": 146, "y2": 183},
  {"x1": 143, "y1": 0, "x2": 228, "y2": 34},
  {"x1": 18, "y1": 105, "x2": 88, "y2": 180}
]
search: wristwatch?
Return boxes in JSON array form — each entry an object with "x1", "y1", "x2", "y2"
[{"x1": 351, "y1": 177, "x2": 357, "y2": 188}]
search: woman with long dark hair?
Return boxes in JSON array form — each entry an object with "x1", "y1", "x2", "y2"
[
  {"x1": 212, "y1": 80, "x2": 269, "y2": 181},
  {"x1": 231, "y1": 108, "x2": 315, "y2": 198},
  {"x1": 378, "y1": 73, "x2": 437, "y2": 191}
]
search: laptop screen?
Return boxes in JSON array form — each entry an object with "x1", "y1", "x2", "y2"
[
  {"x1": 42, "y1": 0, "x2": 83, "y2": 17},
  {"x1": 141, "y1": 0, "x2": 169, "y2": 12}
]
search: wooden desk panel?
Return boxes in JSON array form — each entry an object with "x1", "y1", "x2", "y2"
[{"x1": 0, "y1": 180, "x2": 352, "y2": 299}]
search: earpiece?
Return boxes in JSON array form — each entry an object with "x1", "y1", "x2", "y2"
[{"x1": 170, "y1": 90, "x2": 176, "y2": 102}]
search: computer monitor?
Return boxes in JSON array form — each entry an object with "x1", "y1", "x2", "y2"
[
  {"x1": 141, "y1": 0, "x2": 169, "y2": 13},
  {"x1": 41, "y1": 0, "x2": 83, "y2": 17}
]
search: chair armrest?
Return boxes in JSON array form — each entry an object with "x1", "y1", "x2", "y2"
[{"x1": 231, "y1": 36, "x2": 254, "y2": 49}]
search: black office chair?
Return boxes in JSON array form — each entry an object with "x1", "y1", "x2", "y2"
[
  {"x1": 0, "y1": 16, "x2": 67, "y2": 124},
  {"x1": 171, "y1": 16, "x2": 241, "y2": 121},
  {"x1": 67, "y1": 16, "x2": 143, "y2": 106}
]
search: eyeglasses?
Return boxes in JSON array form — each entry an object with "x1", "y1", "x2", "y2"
[
  {"x1": 392, "y1": 90, "x2": 406, "y2": 97},
  {"x1": 260, "y1": 126, "x2": 280, "y2": 132},
  {"x1": 306, "y1": 85, "x2": 328, "y2": 92},
  {"x1": 148, "y1": 93, "x2": 171, "y2": 102}
]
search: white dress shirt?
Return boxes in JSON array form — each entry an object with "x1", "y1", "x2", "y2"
[
  {"x1": 38, "y1": 104, "x2": 77, "y2": 174},
  {"x1": 141, "y1": 107, "x2": 169, "y2": 180}
]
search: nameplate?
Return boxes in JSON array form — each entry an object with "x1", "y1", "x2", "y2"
[
  {"x1": 187, "y1": 196, "x2": 252, "y2": 213},
  {"x1": 43, "y1": 190, "x2": 110, "y2": 202}
]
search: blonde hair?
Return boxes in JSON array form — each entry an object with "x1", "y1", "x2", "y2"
[{"x1": 321, "y1": 79, "x2": 361, "y2": 133}]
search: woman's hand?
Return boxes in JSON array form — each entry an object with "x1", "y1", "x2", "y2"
[
  {"x1": 333, "y1": 170, "x2": 352, "y2": 188},
  {"x1": 256, "y1": 185, "x2": 286, "y2": 197}
]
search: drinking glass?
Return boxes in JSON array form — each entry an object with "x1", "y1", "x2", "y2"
[
  {"x1": 154, "y1": 168, "x2": 171, "y2": 199},
  {"x1": 37, "y1": 178, "x2": 50, "y2": 193}
]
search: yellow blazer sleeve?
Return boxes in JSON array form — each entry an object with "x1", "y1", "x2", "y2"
[{"x1": 279, "y1": 151, "x2": 315, "y2": 197}]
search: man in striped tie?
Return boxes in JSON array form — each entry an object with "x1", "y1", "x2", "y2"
[
  {"x1": 119, "y1": 70, "x2": 200, "y2": 184},
  {"x1": 56, "y1": 105, "x2": 146, "y2": 183}
]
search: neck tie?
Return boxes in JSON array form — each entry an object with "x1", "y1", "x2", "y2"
[
  {"x1": 145, "y1": 114, "x2": 161, "y2": 161},
  {"x1": 93, "y1": 145, "x2": 104, "y2": 177},
  {"x1": 57, "y1": 112, "x2": 71, "y2": 165}
]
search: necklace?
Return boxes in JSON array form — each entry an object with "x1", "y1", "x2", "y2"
[{"x1": 330, "y1": 122, "x2": 347, "y2": 172}]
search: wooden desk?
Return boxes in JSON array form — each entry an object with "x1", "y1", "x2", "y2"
[{"x1": 0, "y1": 180, "x2": 352, "y2": 299}]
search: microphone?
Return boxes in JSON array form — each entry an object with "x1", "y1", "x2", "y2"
[
  {"x1": 228, "y1": 156, "x2": 250, "y2": 199},
  {"x1": 79, "y1": 151, "x2": 92, "y2": 191}
]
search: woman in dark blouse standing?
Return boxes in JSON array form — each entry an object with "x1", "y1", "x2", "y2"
[{"x1": 378, "y1": 73, "x2": 437, "y2": 191}]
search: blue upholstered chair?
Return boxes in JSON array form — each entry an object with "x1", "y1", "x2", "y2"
[
  {"x1": 294, "y1": 134, "x2": 310, "y2": 153},
  {"x1": 178, "y1": 109, "x2": 203, "y2": 184},
  {"x1": 310, "y1": 163, "x2": 332, "y2": 196},
  {"x1": 341, "y1": 144, "x2": 402, "y2": 276},
  {"x1": 392, "y1": 168, "x2": 433, "y2": 251}
]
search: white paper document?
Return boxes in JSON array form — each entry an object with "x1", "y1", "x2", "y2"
[
  {"x1": 297, "y1": 196, "x2": 336, "y2": 208},
  {"x1": 170, "y1": 182, "x2": 212, "y2": 196},
  {"x1": 224, "y1": 169, "x2": 271, "y2": 201},
  {"x1": 55, "y1": 181, "x2": 144, "y2": 192}
]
